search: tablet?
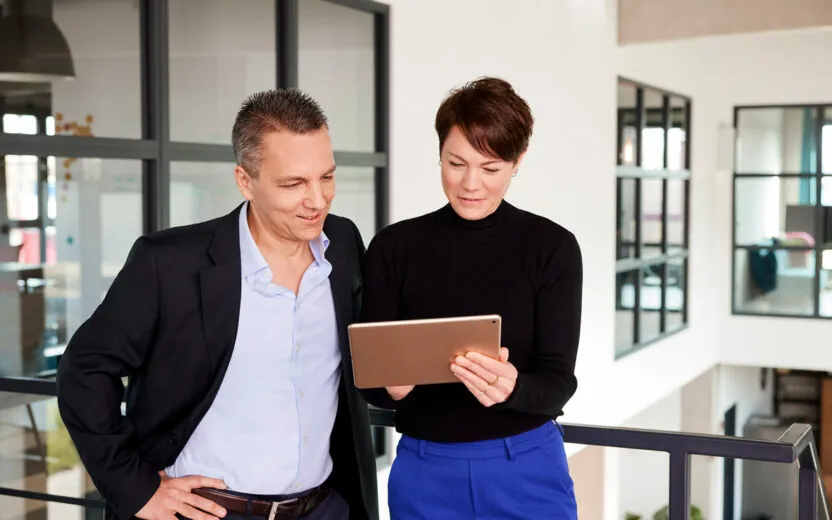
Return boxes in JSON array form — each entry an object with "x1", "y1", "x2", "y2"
[{"x1": 348, "y1": 314, "x2": 502, "y2": 389}]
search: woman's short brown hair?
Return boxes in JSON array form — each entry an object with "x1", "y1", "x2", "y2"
[{"x1": 435, "y1": 77, "x2": 534, "y2": 163}]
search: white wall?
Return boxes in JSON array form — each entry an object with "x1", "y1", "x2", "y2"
[
  {"x1": 617, "y1": 28, "x2": 832, "y2": 373},
  {"x1": 618, "y1": 391, "x2": 681, "y2": 519}
]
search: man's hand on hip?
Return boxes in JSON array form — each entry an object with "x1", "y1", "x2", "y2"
[{"x1": 135, "y1": 471, "x2": 228, "y2": 520}]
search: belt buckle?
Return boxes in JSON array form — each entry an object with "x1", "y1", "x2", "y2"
[{"x1": 267, "y1": 497, "x2": 298, "y2": 520}]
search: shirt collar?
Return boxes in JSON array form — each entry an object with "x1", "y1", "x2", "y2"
[{"x1": 238, "y1": 201, "x2": 330, "y2": 279}]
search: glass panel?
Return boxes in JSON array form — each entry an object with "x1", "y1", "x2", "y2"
[
  {"x1": 170, "y1": 162, "x2": 242, "y2": 227},
  {"x1": 1, "y1": 159, "x2": 142, "y2": 378},
  {"x1": 616, "y1": 178, "x2": 637, "y2": 260},
  {"x1": 641, "y1": 179, "x2": 663, "y2": 258},
  {"x1": 0, "y1": 395, "x2": 102, "y2": 507},
  {"x1": 665, "y1": 259, "x2": 686, "y2": 329},
  {"x1": 0, "y1": 0, "x2": 142, "y2": 139},
  {"x1": 617, "y1": 82, "x2": 637, "y2": 166},
  {"x1": 640, "y1": 264, "x2": 662, "y2": 342},
  {"x1": 734, "y1": 248, "x2": 815, "y2": 316},
  {"x1": 299, "y1": 0, "x2": 375, "y2": 152},
  {"x1": 329, "y1": 167, "x2": 376, "y2": 246},
  {"x1": 667, "y1": 179, "x2": 686, "y2": 253},
  {"x1": 170, "y1": 163, "x2": 377, "y2": 243},
  {"x1": 734, "y1": 177, "x2": 816, "y2": 246},
  {"x1": 822, "y1": 248, "x2": 832, "y2": 317},
  {"x1": 668, "y1": 96, "x2": 688, "y2": 171},
  {"x1": 640, "y1": 90, "x2": 665, "y2": 170},
  {"x1": 735, "y1": 107, "x2": 817, "y2": 174},
  {"x1": 615, "y1": 270, "x2": 637, "y2": 355},
  {"x1": 0, "y1": 498, "x2": 102, "y2": 520},
  {"x1": 168, "y1": 0, "x2": 276, "y2": 143}
]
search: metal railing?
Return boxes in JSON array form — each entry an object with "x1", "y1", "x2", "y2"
[{"x1": 1, "y1": 377, "x2": 830, "y2": 520}]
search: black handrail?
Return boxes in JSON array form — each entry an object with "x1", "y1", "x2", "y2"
[{"x1": 2, "y1": 379, "x2": 830, "y2": 520}]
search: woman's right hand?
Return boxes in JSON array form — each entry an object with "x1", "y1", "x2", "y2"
[{"x1": 386, "y1": 385, "x2": 415, "y2": 400}]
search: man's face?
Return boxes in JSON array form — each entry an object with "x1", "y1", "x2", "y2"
[{"x1": 235, "y1": 128, "x2": 336, "y2": 243}]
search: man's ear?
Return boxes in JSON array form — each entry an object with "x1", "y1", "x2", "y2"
[{"x1": 234, "y1": 165, "x2": 254, "y2": 201}]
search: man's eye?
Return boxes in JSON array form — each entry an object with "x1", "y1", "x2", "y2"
[
  {"x1": 281, "y1": 183, "x2": 301, "y2": 188},
  {"x1": 484, "y1": 168, "x2": 498, "y2": 174}
]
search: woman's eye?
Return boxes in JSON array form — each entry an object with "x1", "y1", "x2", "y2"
[
  {"x1": 449, "y1": 161, "x2": 464, "y2": 168},
  {"x1": 484, "y1": 168, "x2": 498, "y2": 174}
]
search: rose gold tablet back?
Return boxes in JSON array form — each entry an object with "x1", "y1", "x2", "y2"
[{"x1": 348, "y1": 314, "x2": 502, "y2": 389}]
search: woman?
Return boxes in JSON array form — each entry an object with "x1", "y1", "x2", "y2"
[{"x1": 360, "y1": 77, "x2": 583, "y2": 519}]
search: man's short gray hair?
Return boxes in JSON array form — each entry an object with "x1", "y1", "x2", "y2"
[{"x1": 231, "y1": 88, "x2": 328, "y2": 177}]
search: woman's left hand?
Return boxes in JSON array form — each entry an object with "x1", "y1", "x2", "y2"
[{"x1": 451, "y1": 347, "x2": 518, "y2": 407}]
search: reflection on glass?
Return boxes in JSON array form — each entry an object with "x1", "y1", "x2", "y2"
[
  {"x1": 299, "y1": 0, "x2": 375, "y2": 152},
  {"x1": 615, "y1": 270, "x2": 637, "y2": 354},
  {"x1": 617, "y1": 178, "x2": 637, "y2": 260},
  {"x1": 641, "y1": 90, "x2": 665, "y2": 170},
  {"x1": 736, "y1": 107, "x2": 817, "y2": 174},
  {"x1": 168, "y1": 0, "x2": 275, "y2": 143},
  {"x1": 641, "y1": 179, "x2": 663, "y2": 258},
  {"x1": 734, "y1": 248, "x2": 815, "y2": 315},
  {"x1": 0, "y1": 0, "x2": 142, "y2": 139},
  {"x1": 170, "y1": 162, "x2": 242, "y2": 227},
  {"x1": 667, "y1": 179, "x2": 685, "y2": 253},
  {"x1": 0, "y1": 395, "x2": 102, "y2": 517},
  {"x1": 617, "y1": 82, "x2": 637, "y2": 166},
  {"x1": 329, "y1": 167, "x2": 376, "y2": 246},
  {"x1": 822, "y1": 249, "x2": 832, "y2": 317},
  {"x1": 734, "y1": 177, "x2": 816, "y2": 246},
  {"x1": 1, "y1": 159, "x2": 141, "y2": 378},
  {"x1": 669, "y1": 96, "x2": 687, "y2": 171},
  {"x1": 665, "y1": 259, "x2": 686, "y2": 329},
  {"x1": 640, "y1": 264, "x2": 663, "y2": 342}
]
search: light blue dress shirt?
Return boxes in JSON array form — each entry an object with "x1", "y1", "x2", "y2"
[{"x1": 166, "y1": 202, "x2": 341, "y2": 494}]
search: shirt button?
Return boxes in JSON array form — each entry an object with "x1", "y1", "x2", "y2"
[{"x1": 299, "y1": 390, "x2": 304, "y2": 398}]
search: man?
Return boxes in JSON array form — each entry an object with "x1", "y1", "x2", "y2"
[{"x1": 56, "y1": 89, "x2": 378, "y2": 520}]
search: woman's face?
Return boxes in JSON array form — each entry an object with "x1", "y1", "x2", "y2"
[{"x1": 440, "y1": 126, "x2": 524, "y2": 221}]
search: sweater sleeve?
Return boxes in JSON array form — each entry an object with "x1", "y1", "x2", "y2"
[
  {"x1": 496, "y1": 230, "x2": 583, "y2": 416},
  {"x1": 356, "y1": 230, "x2": 414, "y2": 410}
]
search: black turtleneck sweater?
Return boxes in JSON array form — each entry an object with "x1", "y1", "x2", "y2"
[{"x1": 358, "y1": 201, "x2": 583, "y2": 442}]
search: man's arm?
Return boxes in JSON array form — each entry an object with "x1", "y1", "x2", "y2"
[{"x1": 56, "y1": 237, "x2": 162, "y2": 519}]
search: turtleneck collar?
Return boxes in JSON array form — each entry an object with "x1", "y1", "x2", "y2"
[{"x1": 435, "y1": 199, "x2": 515, "y2": 230}]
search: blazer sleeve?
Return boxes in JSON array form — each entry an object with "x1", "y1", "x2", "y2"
[
  {"x1": 494, "y1": 231, "x2": 583, "y2": 416},
  {"x1": 56, "y1": 237, "x2": 162, "y2": 520}
]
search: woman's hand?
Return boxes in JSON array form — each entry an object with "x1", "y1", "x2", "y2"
[
  {"x1": 386, "y1": 385, "x2": 415, "y2": 401},
  {"x1": 450, "y1": 347, "x2": 517, "y2": 407}
]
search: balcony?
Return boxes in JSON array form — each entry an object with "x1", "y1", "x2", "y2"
[{"x1": 0, "y1": 376, "x2": 829, "y2": 520}]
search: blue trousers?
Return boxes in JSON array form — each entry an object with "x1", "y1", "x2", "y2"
[{"x1": 388, "y1": 421, "x2": 577, "y2": 520}]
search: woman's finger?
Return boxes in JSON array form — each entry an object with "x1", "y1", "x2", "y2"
[
  {"x1": 454, "y1": 355, "x2": 499, "y2": 384},
  {"x1": 458, "y1": 376, "x2": 496, "y2": 407},
  {"x1": 464, "y1": 351, "x2": 515, "y2": 378},
  {"x1": 451, "y1": 363, "x2": 490, "y2": 392}
]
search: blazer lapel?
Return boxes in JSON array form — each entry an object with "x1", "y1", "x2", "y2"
[
  {"x1": 325, "y1": 234, "x2": 355, "y2": 374},
  {"x1": 199, "y1": 206, "x2": 243, "y2": 372}
]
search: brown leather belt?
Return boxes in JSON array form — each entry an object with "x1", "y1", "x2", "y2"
[{"x1": 191, "y1": 484, "x2": 329, "y2": 520}]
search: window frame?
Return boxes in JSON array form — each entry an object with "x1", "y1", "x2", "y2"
[
  {"x1": 615, "y1": 77, "x2": 691, "y2": 359},
  {"x1": 0, "y1": 0, "x2": 393, "y2": 471},
  {"x1": 731, "y1": 103, "x2": 832, "y2": 319}
]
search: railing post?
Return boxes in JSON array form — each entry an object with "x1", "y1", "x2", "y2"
[
  {"x1": 669, "y1": 452, "x2": 691, "y2": 520},
  {"x1": 799, "y1": 465, "x2": 818, "y2": 520}
]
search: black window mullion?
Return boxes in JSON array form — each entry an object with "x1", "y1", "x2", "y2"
[
  {"x1": 373, "y1": 8, "x2": 390, "y2": 231},
  {"x1": 813, "y1": 105, "x2": 824, "y2": 317},
  {"x1": 276, "y1": 0, "x2": 299, "y2": 89},
  {"x1": 140, "y1": 0, "x2": 170, "y2": 234}
]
